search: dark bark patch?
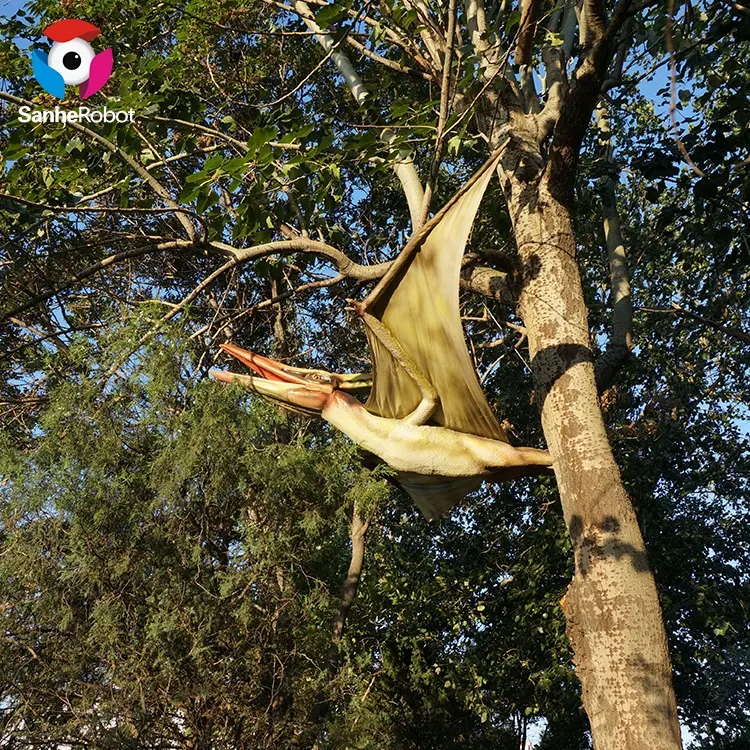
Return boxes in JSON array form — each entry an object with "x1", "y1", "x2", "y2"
[
  {"x1": 521, "y1": 252, "x2": 542, "y2": 284},
  {"x1": 531, "y1": 343, "x2": 595, "y2": 407},
  {"x1": 569, "y1": 514, "x2": 651, "y2": 577},
  {"x1": 597, "y1": 515, "x2": 619, "y2": 534}
]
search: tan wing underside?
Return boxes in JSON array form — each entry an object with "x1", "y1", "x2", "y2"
[{"x1": 363, "y1": 152, "x2": 507, "y2": 442}]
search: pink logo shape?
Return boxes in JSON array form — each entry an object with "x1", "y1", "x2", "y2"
[{"x1": 80, "y1": 48, "x2": 113, "y2": 99}]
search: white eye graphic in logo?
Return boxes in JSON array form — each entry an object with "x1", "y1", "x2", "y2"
[{"x1": 47, "y1": 38, "x2": 96, "y2": 86}]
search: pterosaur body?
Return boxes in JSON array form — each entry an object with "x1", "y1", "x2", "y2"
[{"x1": 212, "y1": 151, "x2": 552, "y2": 519}]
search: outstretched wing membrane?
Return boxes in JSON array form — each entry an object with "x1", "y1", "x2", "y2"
[{"x1": 362, "y1": 150, "x2": 507, "y2": 441}]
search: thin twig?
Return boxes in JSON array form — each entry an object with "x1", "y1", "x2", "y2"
[
  {"x1": 638, "y1": 304, "x2": 750, "y2": 345},
  {"x1": 418, "y1": 0, "x2": 458, "y2": 228},
  {"x1": 665, "y1": 0, "x2": 705, "y2": 177},
  {"x1": 0, "y1": 194, "x2": 209, "y2": 239},
  {"x1": 1, "y1": 241, "x2": 194, "y2": 322}
]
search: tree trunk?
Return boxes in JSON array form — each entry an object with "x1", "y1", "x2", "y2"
[{"x1": 505, "y1": 168, "x2": 682, "y2": 748}]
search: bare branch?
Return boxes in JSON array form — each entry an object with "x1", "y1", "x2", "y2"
[
  {"x1": 0, "y1": 193, "x2": 209, "y2": 238},
  {"x1": 209, "y1": 237, "x2": 389, "y2": 280},
  {"x1": 101, "y1": 256, "x2": 244, "y2": 381},
  {"x1": 328, "y1": 502, "x2": 369, "y2": 672},
  {"x1": 278, "y1": 0, "x2": 430, "y2": 68},
  {"x1": 400, "y1": 0, "x2": 447, "y2": 71},
  {"x1": 418, "y1": 0, "x2": 459, "y2": 228},
  {"x1": 665, "y1": 0, "x2": 705, "y2": 177},
  {"x1": 6, "y1": 317, "x2": 69, "y2": 353},
  {"x1": 344, "y1": 36, "x2": 432, "y2": 80},
  {"x1": 593, "y1": 103, "x2": 633, "y2": 393},
  {"x1": 1, "y1": 241, "x2": 194, "y2": 322},
  {"x1": 248, "y1": 273, "x2": 346, "y2": 313},
  {"x1": 256, "y1": 27, "x2": 348, "y2": 108},
  {"x1": 312, "y1": 502, "x2": 370, "y2": 725},
  {"x1": 638, "y1": 304, "x2": 750, "y2": 346},
  {"x1": 292, "y1": 0, "x2": 425, "y2": 227}
]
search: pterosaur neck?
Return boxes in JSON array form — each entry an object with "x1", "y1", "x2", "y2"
[{"x1": 321, "y1": 391, "x2": 391, "y2": 450}]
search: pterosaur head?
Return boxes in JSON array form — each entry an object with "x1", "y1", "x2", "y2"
[{"x1": 210, "y1": 343, "x2": 371, "y2": 417}]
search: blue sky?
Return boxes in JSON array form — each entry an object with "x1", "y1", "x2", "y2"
[{"x1": 1, "y1": 0, "x2": 25, "y2": 18}]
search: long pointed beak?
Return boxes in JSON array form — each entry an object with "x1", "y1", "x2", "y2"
[
  {"x1": 210, "y1": 344, "x2": 336, "y2": 416},
  {"x1": 220, "y1": 343, "x2": 372, "y2": 392},
  {"x1": 219, "y1": 344, "x2": 313, "y2": 385}
]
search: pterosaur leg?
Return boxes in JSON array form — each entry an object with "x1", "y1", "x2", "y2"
[{"x1": 350, "y1": 301, "x2": 439, "y2": 426}]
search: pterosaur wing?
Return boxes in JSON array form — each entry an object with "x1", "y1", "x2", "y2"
[{"x1": 362, "y1": 150, "x2": 507, "y2": 441}]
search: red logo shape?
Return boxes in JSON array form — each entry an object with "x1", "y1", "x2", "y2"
[{"x1": 42, "y1": 19, "x2": 101, "y2": 43}]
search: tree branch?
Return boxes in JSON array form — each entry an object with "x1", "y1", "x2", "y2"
[
  {"x1": 6, "y1": 316, "x2": 69, "y2": 353},
  {"x1": 515, "y1": 0, "x2": 540, "y2": 113},
  {"x1": 400, "y1": 0, "x2": 447, "y2": 72},
  {"x1": 665, "y1": 0, "x2": 705, "y2": 177},
  {"x1": 292, "y1": 0, "x2": 425, "y2": 227},
  {"x1": 547, "y1": 0, "x2": 635, "y2": 201},
  {"x1": 0, "y1": 194, "x2": 208, "y2": 239},
  {"x1": 328, "y1": 502, "x2": 369, "y2": 674},
  {"x1": 464, "y1": 0, "x2": 489, "y2": 56},
  {"x1": 579, "y1": 0, "x2": 607, "y2": 48},
  {"x1": 638, "y1": 304, "x2": 750, "y2": 346},
  {"x1": 2, "y1": 226, "x2": 514, "y2": 327},
  {"x1": 280, "y1": 0, "x2": 429, "y2": 68},
  {"x1": 344, "y1": 36, "x2": 432, "y2": 80},
  {"x1": 1, "y1": 241, "x2": 194, "y2": 322},
  {"x1": 143, "y1": 115, "x2": 304, "y2": 151},
  {"x1": 717, "y1": 0, "x2": 750, "y2": 15},
  {"x1": 209, "y1": 237, "x2": 389, "y2": 280},
  {"x1": 463, "y1": 0, "x2": 506, "y2": 81},
  {"x1": 593, "y1": 102, "x2": 633, "y2": 393},
  {"x1": 418, "y1": 0, "x2": 459, "y2": 228},
  {"x1": 312, "y1": 502, "x2": 370, "y2": 725},
  {"x1": 536, "y1": 46, "x2": 567, "y2": 139},
  {"x1": 460, "y1": 264, "x2": 514, "y2": 305}
]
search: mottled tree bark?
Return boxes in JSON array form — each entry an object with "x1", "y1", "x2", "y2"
[{"x1": 493, "y1": 125, "x2": 682, "y2": 746}]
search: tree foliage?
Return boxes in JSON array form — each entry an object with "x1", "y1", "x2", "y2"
[{"x1": 1, "y1": 0, "x2": 749, "y2": 747}]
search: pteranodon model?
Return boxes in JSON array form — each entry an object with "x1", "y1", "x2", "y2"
[{"x1": 211, "y1": 150, "x2": 553, "y2": 519}]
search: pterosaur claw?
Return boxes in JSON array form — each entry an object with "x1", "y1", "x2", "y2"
[{"x1": 345, "y1": 298, "x2": 365, "y2": 317}]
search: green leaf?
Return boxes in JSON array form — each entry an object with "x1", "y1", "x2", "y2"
[
  {"x1": 314, "y1": 3, "x2": 347, "y2": 28},
  {"x1": 505, "y1": 10, "x2": 521, "y2": 34},
  {"x1": 204, "y1": 154, "x2": 224, "y2": 172},
  {"x1": 248, "y1": 126, "x2": 278, "y2": 156}
]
